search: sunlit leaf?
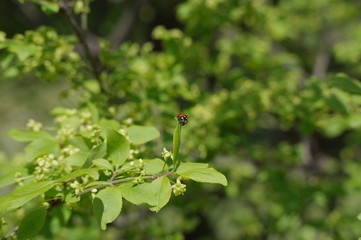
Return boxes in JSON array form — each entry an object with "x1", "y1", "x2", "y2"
[
  {"x1": 106, "y1": 128, "x2": 130, "y2": 167},
  {"x1": 93, "y1": 187, "x2": 122, "y2": 230},
  {"x1": 0, "y1": 181, "x2": 55, "y2": 212},
  {"x1": 127, "y1": 125, "x2": 160, "y2": 144},
  {"x1": 92, "y1": 159, "x2": 114, "y2": 171},
  {"x1": 8, "y1": 130, "x2": 52, "y2": 142},
  {"x1": 149, "y1": 177, "x2": 172, "y2": 212},
  {"x1": 25, "y1": 138, "x2": 59, "y2": 162},
  {"x1": 177, "y1": 168, "x2": 228, "y2": 186}
]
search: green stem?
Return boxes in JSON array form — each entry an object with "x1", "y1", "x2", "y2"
[{"x1": 172, "y1": 123, "x2": 181, "y2": 171}]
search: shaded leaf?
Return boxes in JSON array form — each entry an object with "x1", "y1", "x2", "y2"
[
  {"x1": 17, "y1": 208, "x2": 47, "y2": 240},
  {"x1": 331, "y1": 74, "x2": 361, "y2": 95}
]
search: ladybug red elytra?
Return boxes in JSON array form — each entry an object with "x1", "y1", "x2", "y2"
[{"x1": 177, "y1": 113, "x2": 189, "y2": 126}]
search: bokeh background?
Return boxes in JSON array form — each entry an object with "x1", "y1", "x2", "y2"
[{"x1": 2, "y1": 0, "x2": 361, "y2": 239}]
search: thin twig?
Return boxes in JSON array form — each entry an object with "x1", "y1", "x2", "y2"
[
  {"x1": 109, "y1": 169, "x2": 119, "y2": 182},
  {"x1": 59, "y1": 0, "x2": 107, "y2": 94},
  {"x1": 79, "y1": 172, "x2": 174, "y2": 196}
]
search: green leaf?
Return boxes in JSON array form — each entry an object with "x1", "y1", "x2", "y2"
[
  {"x1": 65, "y1": 151, "x2": 89, "y2": 167},
  {"x1": 118, "y1": 182, "x2": 157, "y2": 206},
  {"x1": 17, "y1": 208, "x2": 47, "y2": 240},
  {"x1": 127, "y1": 125, "x2": 160, "y2": 144},
  {"x1": 144, "y1": 158, "x2": 167, "y2": 175},
  {"x1": 149, "y1": 177, "x2": 172, "y2": 212},
  {"x1": 0, "y1": 168, "x2": 27, "y2": 189},
  {"x1": 51, "y1": 205, "x2": 71, "y2": 226},
  {"x1": 88, "y1": 103, "x2": 99, "y2": 124},
  {"x1": 176, "y1": 162, "x2": 209, "y2": 172},
  {"x1": 319, "y1": 117, "x2": 348, "y2": 137},
  {"x1": 348, "y1": 114, "x2": 361, "y2": 128},
  {"x1": 325, "y1": 93, "x2": 349, "y2": 114},
  {"x1": 25, "y1": 138, "x2": 59, "y2": 162},
  {"x1": 40, "y1": 1, "x2": 60, "y2": 14},
  {"x1": 8, "y1": 130, "x2": 52, "y2": 142},
  {"x1": 93, "y1": 187, "x2": 123, "y2": 230},
  {"x1": 0, "y1": 52, "x2": 15, "y2": 69},
  {"x1": 106, "y1": 128, "x2": 130, "y2": 167},
  {"x1": 118, "y1": 177, "x2": 171, "y2": 209},
  {"x1": 65, "y1": 192, "x2": 80, "y2": 203},
  {"x1": 50, "y1": 107, "x2": 68, "y2": 115},
  {"x1": 57, "y1": 169, "x2": 99, "y2": 182},
  {"x1": 61, "y1": 116, "x2": 82, "y2": 129},
  {"x1": 92, "y1": 159, "x2": 114, "y2": 171},
  {"x1": 331, "y1": 74, "x2": 361, "y2": 95},
  {"x1": 3, "y1": 66, "x2": 19, "y2": 78},
  {"x1": 68, "y1": 136, "x2": 91, "y2": 152},
  {"x1": 0, "y1": 181, "x2": 55, "y2": 212},
  {"x1": 82, "y1": 143, "x2": 106, "y2": 168},
  {"x1": 98, "y1": 119, "x2": 121, "y2": 138},
  {"x1": 8, "y1": 43, "x2": 37, "y2": 61},
  {"x1": 177, "y1": 168, "x2": 228, "y2": 186}
]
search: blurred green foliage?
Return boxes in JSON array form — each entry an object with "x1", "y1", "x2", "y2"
[{"x1": 2, "y1": 0, "x2": 361, "y2": 239}]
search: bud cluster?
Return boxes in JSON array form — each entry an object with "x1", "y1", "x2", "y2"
[
  {"x1": 27, "y1": 119, "x2": 43, "y2": 131},
  {"x1": 130, "y1": 159, "x2": 145, "y2": 184},
  {"x1": 34, "y1": 154, "x2": 63, "y2": 181},
  {"x1": 171, "y1": 178, "x2": 187, "y2": 196},
  {"x1": 162, "y1": 147, "x2": 173, "y2": 160},
  {"x1": 61, "y1": 144, "x2": 80, "y2": 157},
  {"x1": 69, "y1": 180, "x2": 83, "y2": 195},
  {"x1": 79, "y1": 124, "x2": 101, "y2": 143}
]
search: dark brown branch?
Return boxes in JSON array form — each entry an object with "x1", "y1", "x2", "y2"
[{"x1": 59, "y1": 1, "x2": 107, "y2": 94}]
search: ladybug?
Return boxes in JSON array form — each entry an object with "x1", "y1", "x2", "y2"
[{"x1": 177, "y1": 113, "x2": 189, "y2": 126}]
